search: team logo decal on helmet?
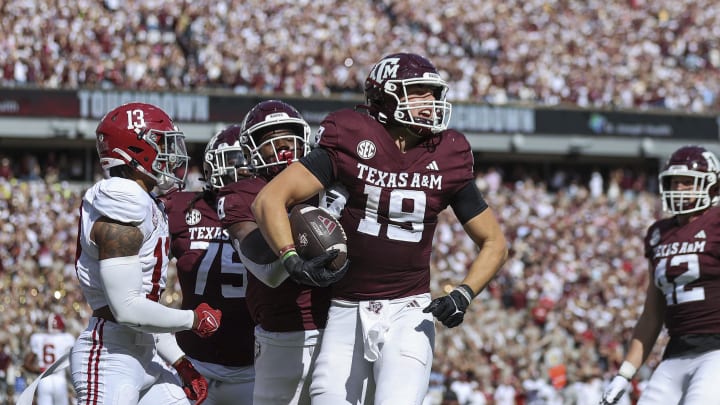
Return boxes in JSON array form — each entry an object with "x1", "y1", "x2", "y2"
[{"x1": 367, "y1": 57, "x2": 401, "y2": 83}]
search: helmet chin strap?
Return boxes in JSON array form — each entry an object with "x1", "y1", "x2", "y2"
[
  {"x1": 397, "y1": 108, "x2": 437, "y2": 138},
  {"x1": 112, "y1": 148, "x2": 159, "y2": 185},
  {"x1": 402, "y1": 125, "x2": 424, "y2": 139}
]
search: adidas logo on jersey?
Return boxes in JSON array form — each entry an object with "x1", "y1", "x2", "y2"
[
  {"x1": 426, "y1": 161, "x2": 439, "y2": 171},
  {"x1": 695, "y1": 230, "x2": 707, "y2": 239}
]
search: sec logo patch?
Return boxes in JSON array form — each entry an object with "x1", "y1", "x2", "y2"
[
  {"x1": 357, "y1": 140, "x2": 376, "y2": 159},
  {"x1": 185, "y1": 209, "x2": 202, "y2": 226},
  {"x1": 649, "y1": 227, "x2": 660, "y2": 246}
]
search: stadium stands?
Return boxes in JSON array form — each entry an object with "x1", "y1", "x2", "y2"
[{"x1": 2, "y1": 0, "x2": 720, "y2": 112}]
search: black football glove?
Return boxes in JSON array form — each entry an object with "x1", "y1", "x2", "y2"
[
  {"x1": 423, "y1": 284, "x2": 474, "y2": 328},
  {"x1": 282, "y1": 250, "x2": 349, "y2": 287}
]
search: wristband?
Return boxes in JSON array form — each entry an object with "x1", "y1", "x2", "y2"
[
  {"x1": 455, "y1": 284, "x2": 475, "y2": 304},
  {"x1": 281, "y1": 249, "x2": 298, "y2": 262},
  {"x1": 618, "y1": 361, "x2": 637, "y2": 380},
  {"x1": 279, "y1": 244, "x2": 296, "y2": 257}
]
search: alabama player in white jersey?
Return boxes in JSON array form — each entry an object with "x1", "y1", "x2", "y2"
[
  {"x1": 71, "y1": 102, "x2": 222, "y2": 405},
  {"x1": 601, "y1": 145, "x2": 720, "y2": 405},
  {"x1": 23, "y1": 315, "x2": 75, "y2": 405}
]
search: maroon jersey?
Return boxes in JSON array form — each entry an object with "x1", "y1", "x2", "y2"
[
  {"x1": 644, "y1": 206, "x2": 720, "y2": 336},
  {"x1": 163, "y1": 190, "x2": 254, "y2": 366},
  {"x1": 217, "y1": 177, "x2": 331, "y2": 332},
  {"x1": 313, "y1": 109, "x2": 476, "y2": 300}
]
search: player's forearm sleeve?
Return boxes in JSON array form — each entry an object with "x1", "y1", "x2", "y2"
[
  {"x1": 237, "y1": 247, "x2": 289, "y2": 287},
  {"x1": 99, "y1": 256, "x2": 194, "y2": 332},
  {"x1": 154, "y1": 333, "x2": 185, "y2": 365}
]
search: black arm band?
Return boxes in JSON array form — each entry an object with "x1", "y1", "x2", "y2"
[
  {"x1": 450, "y1": 181, "x2": 488, "y2": 224},
  {"x1": 299, "y1": 148, "x2": 335, "y2": 187}
]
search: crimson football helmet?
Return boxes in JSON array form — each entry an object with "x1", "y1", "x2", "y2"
[
  {"x1": 47, "y1": 314, "x2": 65, "y2": 333},
  {"x1": 659, "y1": 145, "x2": 720, "y2": 214},
  {"x1": 364, "y1": 53, "x2": 451, "y2": 137},
  {"x1": 203, "y1": 125, "x2": 251, "y2": 190},
  {"x1": 96, "y1": 102, "x2": 189, "y2": 191},
  {"x1": 240, "y1": 100, "x2": 310, "y2": 179}
]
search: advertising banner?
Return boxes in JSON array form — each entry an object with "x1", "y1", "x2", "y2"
[{"x1": 1, "y1": 88, "x2": 717, "y2": 140}]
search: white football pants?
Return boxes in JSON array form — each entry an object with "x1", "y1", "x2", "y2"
[
  {"x1": 310, "y1": 294, "x2": 435, "y2": 405},
  {"x1": 638, "y1": 349, "x2": 720, "y2": 405},
  {"x1": 253, "y1": 326, "x2": 322, "y2": 405},
  {"x1": 36, "y1": 373, "x2": 69, "y2": 405},
  {"x1": 70, "y1": 318, "x2": 189, "y2": 405}
]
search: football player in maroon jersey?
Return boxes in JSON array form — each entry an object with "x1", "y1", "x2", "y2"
[
  {"x1": 71, "y1": 102, "x2": 221, "y2": 405},
  {"x1": 601, "y1": 145, "x2": 720, "y2": 405},
  {"x1": 216, "y1": 100, "x2": 345, "y2": 405},
  {"x1": 163, "y1": 125, "x2": 255, "y2": 404},
  {"x1": 252, "y1": 53, "x2": 508, "y2": 404}
]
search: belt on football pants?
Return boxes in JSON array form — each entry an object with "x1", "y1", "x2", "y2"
[{"x1": 92, "y1": 305, "x2": 117, "y2": 323}]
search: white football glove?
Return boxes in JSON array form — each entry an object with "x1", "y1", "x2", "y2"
[{"x1": 600, "y1": 375, "x2": 630, "y2": 405}]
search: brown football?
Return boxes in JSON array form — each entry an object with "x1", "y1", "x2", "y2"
[{"x1": 289, "y1": 204, "x2": 348, "y2": 271}]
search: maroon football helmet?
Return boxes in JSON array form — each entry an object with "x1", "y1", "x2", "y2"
[
  {"x1": 203, "y1": 125, "x2": 251, "y2": 190},
  {"x1": 96, "y1": 102, "x2": 189, "y2": 191},
  {"x1": 47, "y1": 314, "x2": 65, "y2": 333},
  {"x1": 240, "y1": 100, "x2": 310, "y2": 179},
  {"x1": 364, "y1": 53, "x2": 451, "y2": 137},
  {"x1": 659, "y1": 145, "x2": 720, "y2": 214}
]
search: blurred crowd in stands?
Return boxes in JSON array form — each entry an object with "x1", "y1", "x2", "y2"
[
  {"x1": 2, "y1": 0, "x2": 720, "y2": 112},
  {"x1": 0, "y1": 0, "x2": 703, "y2": 402},
  {"x1": 0, "y1": 158, "x2": 663, "y2": 404}
]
